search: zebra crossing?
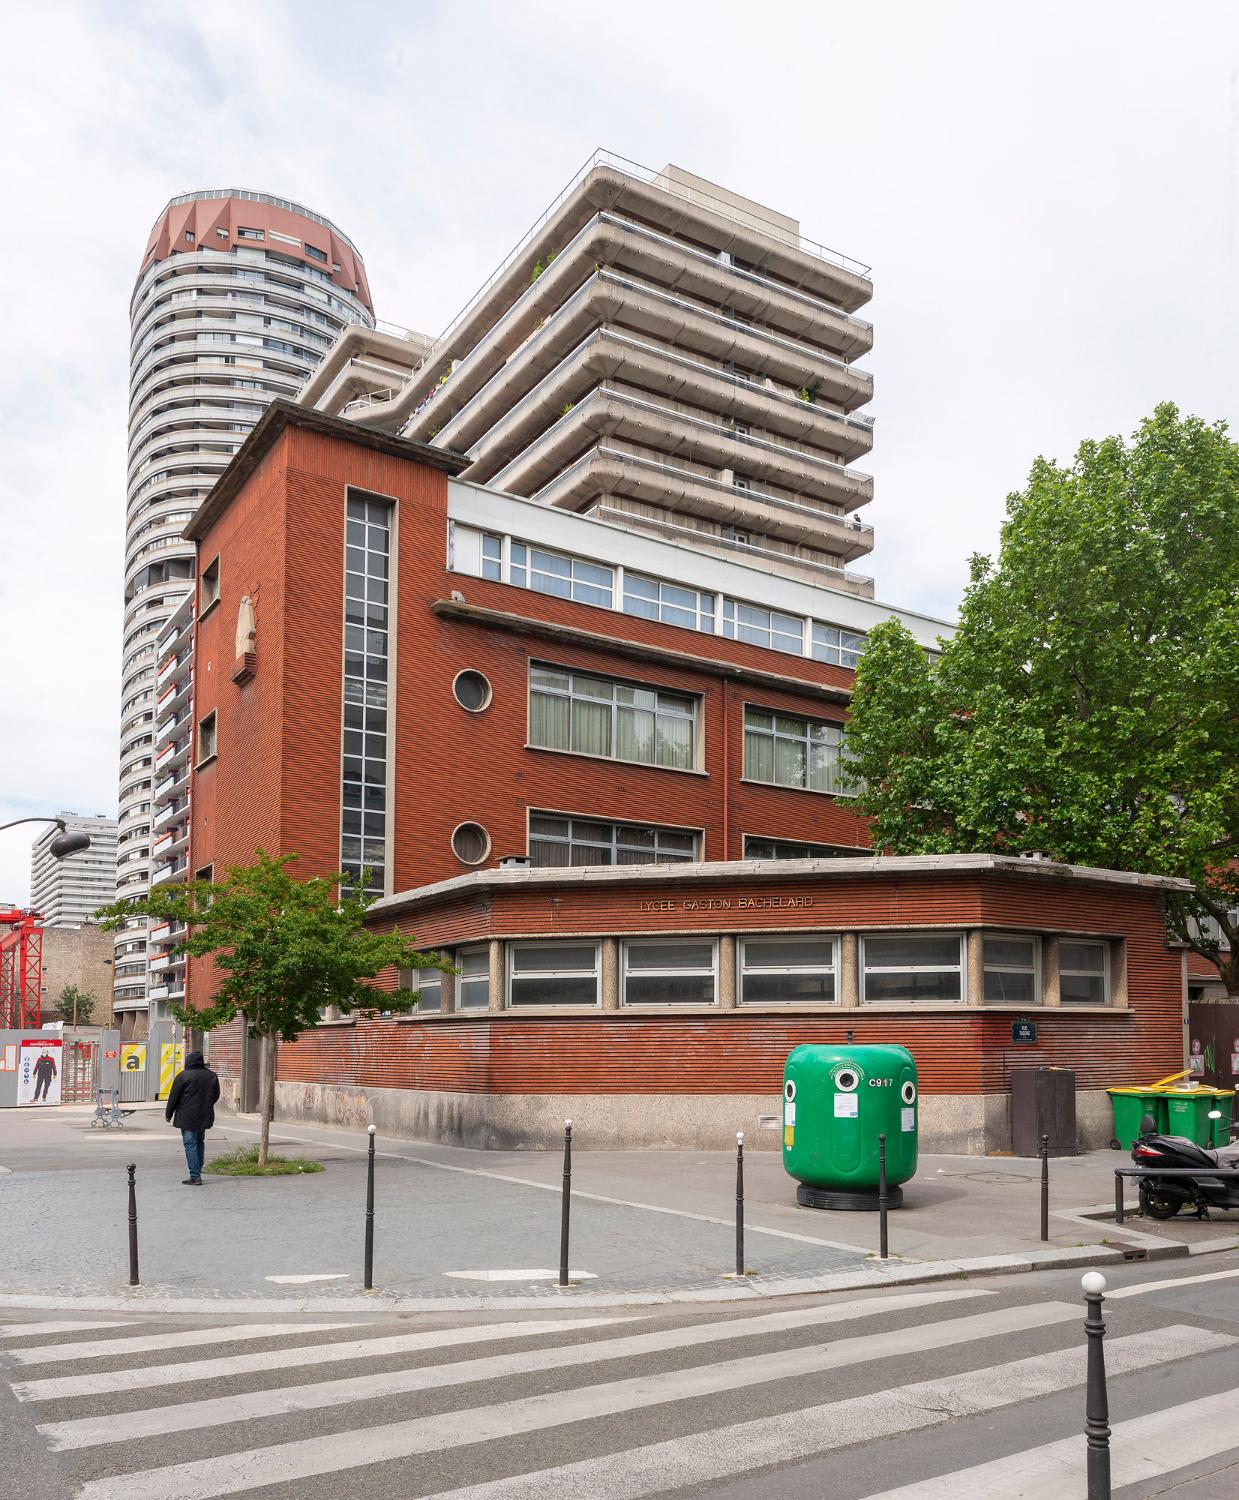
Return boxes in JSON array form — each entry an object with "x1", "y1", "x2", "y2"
[{"x1": 2, "y1": 1273, "x2": 1236, "y2": 1499}]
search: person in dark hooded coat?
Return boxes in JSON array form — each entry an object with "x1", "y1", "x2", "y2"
[{"x1": 164, "y1": 1049, "x2": 221, "y2": 1185}]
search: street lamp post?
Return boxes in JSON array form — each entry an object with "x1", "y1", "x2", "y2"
[{"x1": 0, "y1": 816, "x2": 93, "y2": 861}]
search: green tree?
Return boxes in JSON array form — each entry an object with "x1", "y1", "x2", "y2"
[
  {"x1": 98, "y1": 851, "x2": 448, "y2": 1164},
  {"x1": 56, "y1": 985, "x2": 95, "y2": 1026},
  {"x1": 845, "y1": 404, "x2": 1239, "y2": 993}
]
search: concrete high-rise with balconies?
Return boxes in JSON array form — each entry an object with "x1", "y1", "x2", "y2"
[
  {"x1": 302, "y1": 153, "x2": 876, "y2": 598},
  {"x1": 117, "y1": 190, "x2": 382, "y2": 1029},
  {"x1": 29, "y1": 814, "x2": 117, "y2": 928}
]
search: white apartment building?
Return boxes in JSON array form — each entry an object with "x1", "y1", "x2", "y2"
[{"x1": 29, "y1": 813, "x2": 117, "y2": 927}]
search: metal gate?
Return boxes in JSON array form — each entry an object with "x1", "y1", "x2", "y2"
[
  {"x1": 1188, "y1": 998, "x2": 1239, "y2": 1092},
  {"x1": 119, "y1": 1066, "x2": 147, "y2": 1103},
  {"x1": 62, "y1": 1040, "x2": 98, "y2": 1103}
]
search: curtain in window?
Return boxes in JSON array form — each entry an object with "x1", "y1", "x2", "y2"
[
  {"x1": 572, "y1": 697, "x2": 612, "y2": 756},
  {"x1": 776, "y1": 737, "x2": 806, "y2": 787},
  {"x1": 530, "y1": 691, "x2": 570, "y2": 750},
  {"x1": 745, "y1": 729, "x2": 773, "y2": 782},
  {"x1": 656, "y1": 713, "x2": 693, "y2": 769},
  {"x1": 616, "y1": 705, "x2": 653, "y2": 763}
]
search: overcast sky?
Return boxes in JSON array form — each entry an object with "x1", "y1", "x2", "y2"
[{"x1": 1, "y1": 0, "x2": 1237, "y2": 906}]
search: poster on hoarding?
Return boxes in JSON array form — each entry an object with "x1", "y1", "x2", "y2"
[
  {"x1": 16, "y1": 1038, "x2": 63, "y2": 1106},
  {"x1": 121, "y1": 1043, "x2": 147, "y2": 1074}
]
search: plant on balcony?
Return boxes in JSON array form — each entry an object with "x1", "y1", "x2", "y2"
[
  {"x1": 97, "y1": 851, "x2": 451, "y2": 1166},
  {"x1": 844, "y1": 403, "x2": 1239, "y2": 998}
]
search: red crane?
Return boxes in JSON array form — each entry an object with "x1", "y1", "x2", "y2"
[{"x1": 0, "y1": 908, "x2": 43, "y2": 1028}]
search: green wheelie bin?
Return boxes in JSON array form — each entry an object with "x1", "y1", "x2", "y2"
[{"x1": 1107, "y1": 1088, "x2": 1167, "y2": 1150}]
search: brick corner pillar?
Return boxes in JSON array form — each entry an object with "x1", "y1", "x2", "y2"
[
  {"x1": 488, "y1": 938, "x2": 504, "y2": 1013},
  {"x1": 1041, "y1": 935, "x2": 1062, "y2": 1007},
  {"x1": 601, "y1": 937, "x2": 620, "y2": 1010},
  {"x1": 966, "y1": 931, "x2": 985, "y2": 1005},
  {"x1": 719, "y1": 935, "x2": 737, "y2": 1010},
  {"x1": 839, "y1": 933, "x2": 859, "y2": 1008}
]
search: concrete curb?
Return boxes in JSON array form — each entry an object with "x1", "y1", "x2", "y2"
[{"x1": 0, "y1": 1241, "x2": 1153, "y2": 1318}]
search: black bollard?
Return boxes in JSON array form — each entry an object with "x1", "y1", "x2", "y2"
[
  {"x1": 558, "y1": 1120, "x2": 572, "y2": 1288},
  {"x1": 735, "y1": 1132, "x2": 745, "y2": 1276},
  {"x1": 364, "y1": 1124, "x2": 376, "y2": 1291},
  {"x1": 1040, "y1": 1133, "x2": 1050, "y2": 1243},
  {"x1": 878, "y1": 1133, "x2": 889, "y2": 1260},
  {"x1": 1082, "y1": 1272, "x2": 1111, "y2": 1498},
  {"x1": 127, "y1": 1163, "x2": 139, "y2": 1286},
  {"x1": 846, "y1": 1029, "x2": 854, "y2": 1045},
  {"x1": 1114, "y1": 1171, "x2": 1125, "y2": 1226}
]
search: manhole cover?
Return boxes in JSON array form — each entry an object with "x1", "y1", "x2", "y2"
[{"x1": 964, "y1": 1171, "x2": 1033, "y2": 1184}]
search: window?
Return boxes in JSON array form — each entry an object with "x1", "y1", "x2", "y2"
[
  {"x1": 304, "y1": 244, "x2": 328, "y2": 264},
  {"x1": 508, "y1": 942, "x2": 600, "y2": 1007},
  {"x1": 184, "y1": 230, "x2": 195, "y2": 243},
  {"x1": 623, "y1": 940, "x2": 717, "y2": 1006},
  {"x1": 744, "y1": 837, "x2": 861, "y2": 860},
  {"x1": 529, "y1": 813, "x2": 699, "y2": 867},
  {"x1": 721, "y1": 526, "x2": 752, "y2": 549},
  {"x1": 216, "y1": 227, "x2": 230, "y2": 240},
  {"x1": 451, "y1": 822, "x2": 491, "y2": 865},
  {"x1": 200, "y1": 556, "x2": 220, "y2": 611},
  {"x1": 811, "y1": 624, "x2": 867, "y2": 671},
  {"x1": 453, "y1": 670, "x2": 492, "y2": 713},
  {"x1": 510, "y1": 542, "x2": 613, "y2": 608},
  {"x1": 1060, "y1": 941, "x2": 1109, "y2": 1005},
  {"x1": 237, "y1": 226, "x2": 265, "y2": 240},
  {"x1": 741, "y1": 936, "x2": 836, "y2": 1004},
  {"x1": 456, "y1": 947, "x2": 490, "y2": 1009},
  {"x1": 744, "y1": 708, "x2": 846, "y2": 794},
  {"x1": 194, "y1": 864, "x2": 213, "y2": 882},
  {"x1": 732, "y1": 475, "x2": 752, "y2": 492},
  {"x1": 723, "y1": 600, "x2": 802, "y2": 655},
  {"x1": 622, "y1": 573, "x2": 714, "y2": 634},
  {"x1": 196, "y1": 712, "x2": 217, "y2": 763},
  {"x1": 480, "y1": 532, "x2": 502, "y2": 581},
  {"x1": 341, "y1": 494, "x2": 391, "y2": 899},
  {"x1": 529, "y1": 665, "x2": 698, "y2": 771},
  {"x1": 984, "y1": 934, "x2": 1040, "y2": 1003},
  {"x1": 398, "y1": 966, "x2": 442, "y2": 1012},
  {"x1": 862, "y1": 933, "x2": 964, "y2": 1003}
]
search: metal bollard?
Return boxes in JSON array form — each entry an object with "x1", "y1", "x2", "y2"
[
  {"x1": 364, "y1": 1124, "x2": 376, "y2": 1291},
  {"x1": 735, "y1": 1132, "x2": 745, "y2": 1276},
  {"x1": 558, "y1": 1120, "x2": 572, "y2": 1288},
  {"x1": 846, "y1": 1029, "x2": 854, "y2": 1045},
  {"x1": 1114, "y1": 1172, "x2": 1125, "y2": 1226},
  {"x1": 1040, "y1": 1133, "x2": 1050, "y2": 1242},
  {"x1": 878, "y1": 1133, "x2": 889, "y2": 1260},
  {"x1": 1082, "y1": 1271, "x2": 1111, "y2": 1498},
  {"x1": 127, "y1": 1163, "x2": 139, "y2": 1286}
]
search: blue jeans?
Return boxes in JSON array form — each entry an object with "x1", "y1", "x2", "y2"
[{"x1": 181, "y1": 1129, "x2": 206, "y2": 1180}]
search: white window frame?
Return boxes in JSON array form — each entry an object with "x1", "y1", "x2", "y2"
[
  {"x1": 722, "y1": 598, "x2": 803, "y2": 655},
  {"x1": 528, "y1": 811, "x2": 701, "y2": 868},
  {"x1": 506, "y1": 941, "x2": 601, "y2": 1008},
  {"x1": 622, "y1": 572, "x2": 715, "y2": 634},
  {"x1": 622, "y1": 938, "x2": 719, "y2": 1007},
  {"x1": 1059, "y1": 939, "x2": 1111, "y2": 1006},
  {"x1": 739, "y1": 935, "x2": 838, "y2": 1005},
  {"x1": 982, "y1": 932, "x2": 1041, "y2": 1005},
  {"x1": 811, "y1": 622, "x2": 867, "y2": 670},
  {"x1": 743, "y1": 706, "x2": 848, "y2": 795},
  {"x1": 860, "y1": 932, "x2": 966, "y2": 1005},
  {"x1": 510, "y1": 540, "x2": 613, "y2": 609},
  {"x1": 455, "y1": 946, "x2": 490, "y2": 1011},
  {"x1": 528, "y1": 664, "x2": 701, "y2": 773}
]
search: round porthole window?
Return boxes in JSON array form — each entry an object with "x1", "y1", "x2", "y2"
[
  {"x1": 451, "y1": 822, "x2": 491, "y2": 865},
  {"x1": 453, "y1": 669, "x2": 492, "y2": 713},
  {"x1": 784, "y1": 1079, "x2": 797, "y2": 1103},
  {"x1": 836, "y1": 1069, "x2": 860, "y2": 1093},
  {"x1": 902, "y1": 1081, "x2": 917, "y2": 1105}
]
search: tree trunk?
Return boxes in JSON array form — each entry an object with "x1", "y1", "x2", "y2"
[{"x1": 258, "y1": 1032, "x2": 277, "y2": 1168}]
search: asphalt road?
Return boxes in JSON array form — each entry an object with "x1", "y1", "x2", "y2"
[{"x1": 2, "y1": 1253, "x2": 1238, "y2": 1499}]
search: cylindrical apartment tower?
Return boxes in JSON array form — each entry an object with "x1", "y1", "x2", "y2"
[{"x1": 115, "y1": 191, "x2": 374, "y2": 1026}]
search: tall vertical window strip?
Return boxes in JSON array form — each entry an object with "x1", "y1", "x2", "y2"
[{"x1": 341, "y1": 495, "x2": 391, "y2": 898}]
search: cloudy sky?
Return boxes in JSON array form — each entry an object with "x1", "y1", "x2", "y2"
[{"x1": 1, "y1": 0, "x2": 1237, "y2": 906}]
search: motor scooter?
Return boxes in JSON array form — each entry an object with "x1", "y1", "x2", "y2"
[{"x1": 1131, "y1": 1108, "x2": 1239, "y2": 1220}]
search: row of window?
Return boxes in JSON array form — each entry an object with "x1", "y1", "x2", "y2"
[
  {"x1": 525, "y1": 662, "x2": 852, "y2": 793},
  {"x1": 397, "y1": 933, "x2": 1113, "y2": 1011},
  {"x1": 460, "y1": 526, "x2": 868, "y2": 669}
]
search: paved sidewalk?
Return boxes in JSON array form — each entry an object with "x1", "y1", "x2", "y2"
[{"x1": 1, "y1": 1104, "x2": 1236, "y2": 1307}]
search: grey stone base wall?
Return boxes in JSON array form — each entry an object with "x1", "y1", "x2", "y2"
[{"x1": 264, "y1": 1081, "x2": 1117, "y2": 1157}]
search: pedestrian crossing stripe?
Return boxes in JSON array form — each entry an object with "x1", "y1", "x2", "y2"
[
  {"x1": 7, "y1": 1297, "x2": 1238, "y2": 1500},
  {"x1": 157, "y1": 1042, "x2": 183, "y2": 1101}
]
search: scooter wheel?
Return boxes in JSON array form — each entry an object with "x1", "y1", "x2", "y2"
[{"x1": 1138, "y1": 1183, "x2": 1182, "y2": 1220}]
